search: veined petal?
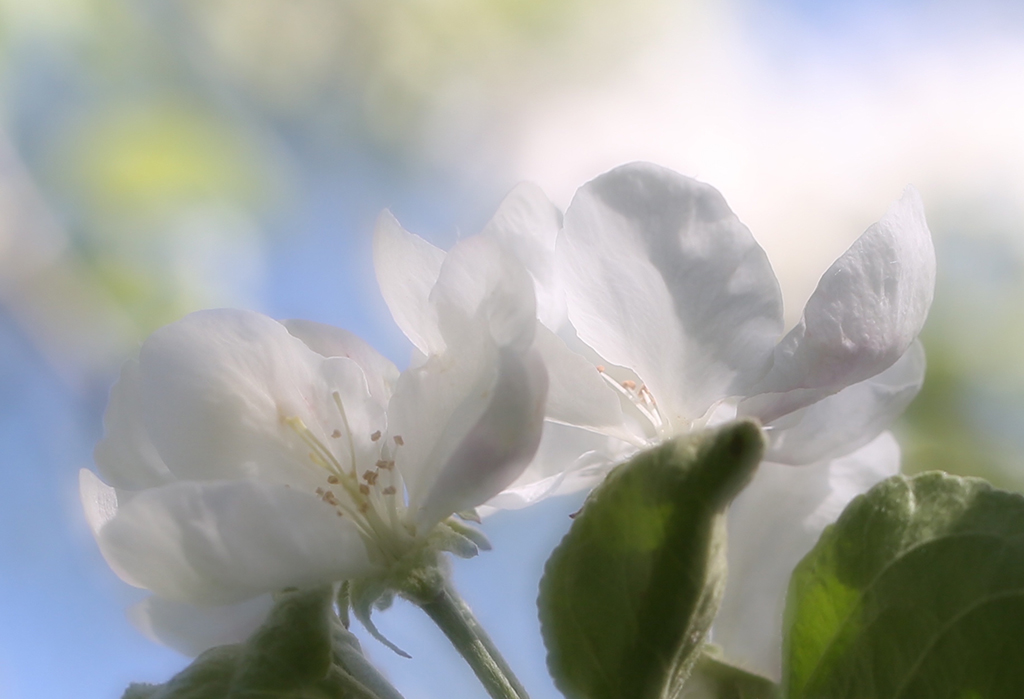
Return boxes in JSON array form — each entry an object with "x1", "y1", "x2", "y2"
[
  {"x1": 712, "y1": 432, "x2": 901, "y2": 680},
  {"x1": 97, "y1": 479, "x2": 375, "y2": 604},
  {"x1": 480, "y1": 182, "x2": 566, "y2": 330},
  {"x1": 373, "y1": 211, "x2": 446, "y2": 354},
  {"x1": 128, "y1": 595, "x2": 274, "y2": 657},
  {"x1": 414, "y1": 346, "x2": 548, "y2": 529},
  {"x1": 138, "y1": 309, "x2": 361, "y2": 484},
  {"x1": 283, "y1": 318, "x2": 399, "y2": 405},
  {"x1": 431, "y1": 235, "x2": 538, "y2": 352},
  {"x1": 745, "y1": 187, "x2": 935, "y2": 422},
  {"x1": 764, "y1": 340, "x2": 925, "y2": 465},
  {"x1": 94, "y1": 359, "x2": 173, "y2": 490},
  {"x1": 559, "y1": 162, "x2": 783, "y2": 424}
]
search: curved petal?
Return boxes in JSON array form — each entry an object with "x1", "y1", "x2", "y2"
[
  {"x1": 283, "y1": 318, "x2": 399, "y2": 405},
  {"x1": 481, "y1": 422, "x2": 634, "y2": 513},
  {"x1": 138, "y1": 309, "x2": 367, "y2": 484},
  {"x1": 414, "y1": 346, "x2": 548, "y2": 529},
  {"x1": 745, "y1": 188, "x2": 935, "y2": 422},
  {"x1": 97, "y1": 479, "x2": 375, "y2": 604},
  {"x1": 387, "y1": 335, "x2": 495, "y2": 516},
  {"x1": 373, "y1": 211, "x2": 446, "y2": 354},
  {"x1": 713, "y1": 431, "x2": 901, "y2": 680},
  {"x1": 94, "y1": 359, "x2": 173, "y2": 490},
  {"x1": 480, "y1": 182, "x2": 566, "y2": 330},
  {"x1": 764, "y1": 340, "x2": 925, "y2": 465},
  {"x1": 430, "y1": 235, "x2": 537, "y2": 352},
  {"x1": 128, "y1": 594, "x2": 274, "y2": 657},
  {"x1": 559, "y1": 162, "x2": 783, "y2": 424}
]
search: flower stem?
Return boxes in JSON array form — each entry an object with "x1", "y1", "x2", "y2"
[{"x1": 417, "y1": 582, "x2": 530, "y2": 699}]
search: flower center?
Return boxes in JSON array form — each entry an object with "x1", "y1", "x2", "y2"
[
  {"x1": 596, "y1": 365, "x2": 670, "y2": 443},
  {"x1": 282, "y1": 394, "x2": 413, "y2": 560}
]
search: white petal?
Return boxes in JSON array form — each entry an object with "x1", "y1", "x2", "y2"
[
  {"x1": 283, "y1": 318, "x2": 399, "y2": 405},
  {"x1": 373, "y1": 211, "x2": 446, "y2": 354},
  {"x1": 79, "y1": 468, "x2": 120, "y2": 538},
  {"x1": 532, "y1": 324, "x2": 626, "y2": 436},
  {"x1": 138, "y1": 309, "x2": 361, "y2": 484},
  {"x1": 713, "y1": 431, "x2": 901, "y2": 680},
  {"x1": 387, "y1": 335, "x2": 495, "y2": 516},
  {"x1": 764, "y1": 340, "x2": 925, "y2": 465},
  {"x1": 481, "y1": 422, "x2": 633, "y2": 513},
  {"x1": 480, "y1": 182, "x2": 566, "y2": 330},
  {"x1": 97, "y1": 479, "x2": 375, "y2": 604},
  {"x1": 414, "y1": 346, "x2": 548, "y2": 529},
  {"x1": 431, "y1": 235, "x2": 538, "y2": 352},
  {"x1": 559, "y1": 162, "x2": 783, "y2": 424},
  {"x1": 745, "y1": 188, "x2": 935, "y2": 422},
  {"x1": 94, "y1": 359, "x2": 173, "y2": 490},
  {"x1": 128, "y1": 595, "x2": 274, "y2": 657}
]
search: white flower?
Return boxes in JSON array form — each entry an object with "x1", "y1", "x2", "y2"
[
  {"x1": 375, "y1": 162, "x2": 935, "y2": 678},
  {"x1": 80, "y1": 237, "x2": 547, "y2": 655}
]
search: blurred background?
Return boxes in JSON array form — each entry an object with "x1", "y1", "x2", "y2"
[{"x1": 2, "y1": 0, "x2": 1024, "y2": 696}]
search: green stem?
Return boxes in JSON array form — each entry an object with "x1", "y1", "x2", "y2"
[{"x1": 417, "y1": 582, "x2": 531, "y2": 699}]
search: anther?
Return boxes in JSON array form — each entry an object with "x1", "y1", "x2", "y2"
[
  {"x1": 622, "y1": 380, "x2": 637, "y2": 391},
  {"x1": 331, "y1": 429, "x2": 342, "y2": 438},
  {"x1": 359, "y1": 484, "x2": 370, "y2": 496},
  {"x1": 327, "y1": 475, "x2": 340, "y2": 484},
  {"x1": 382, "y1": 486, "x2": 396, "y2": 495},
  {"x1": 315, "y1": 487, "x2": 325, "y2": 496},
  {"x1": 370, "y1": 430, "x2": 382, "y2": 442},
  {"x1": 363, "y1": 471, "x2": 379, "y2": 485},
  {"x1": 596, "y1": 365, "x2": 606, "y2": 373},
  {"x1": 393, "y1": 435, "x2": 404, "y2": 446}
]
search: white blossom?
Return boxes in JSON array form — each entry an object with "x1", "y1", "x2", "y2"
[
  {"x1": 376, "y1": 162, "x2": 935, "y2": 678},
  {"x1": 80, "y1": 235, "x2": 547, "y2": 655}
]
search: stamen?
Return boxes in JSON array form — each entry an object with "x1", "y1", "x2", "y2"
[
  {"x1": 331, "y1": 392, "x2": 359, "y2": 474},
  {"x1": 370, "y1": 430, "x2": 382, "y2": 442},
  {"x1": 331, "y1": 429, "x2": 342, "y2": 438},
  {"x1": 327, "y1": 475, "x2": 340, "y2": 484},
  {"x1": 382, "y1": 486, "x2": 396, "y2": 495},
  {"x1": 622, "y1": 380, "x2": 636, "y2": 391},
  {"x1": 393, "y1": 435, "x2": 404, "y2": 446},
  {"x1": 359, "y1": 484, "x2": 370, "y2": 496},
  {"x1": 363, "y1": 471, "x2": 379, "y2": 485}
]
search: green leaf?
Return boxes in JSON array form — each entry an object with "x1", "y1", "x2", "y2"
[
  {"x1": 680, "y1": 651, "x2": 780, "y2": 699},
  {"x1": 125, "y1": 587, "x2": 404, "y2": 699},
  {"x1": 784, "y1": 471, "x2": 1024, "y2": 699},
  {"x1": 539, "y1": 420, "x2": 766, "y2": 699}
]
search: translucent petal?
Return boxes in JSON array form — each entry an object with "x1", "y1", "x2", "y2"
[
  {"x1": 745, "y1": 188, "x2": 934, "y2": 422},
  {"x1": 373, "y1": 211, "x2": 446, "y2": 354},
  {"x1": 97, "y1": 479, "x2": 375, "y2": 604},
  {"x1": 128, "y1": 594, "x2": 274, "y2": 657},
  {"x1": 138, "y1": 309, "x2": 378, "y2": 485},
  {"x1": 93, "y1": 359, "x2": 173, "y2": 490},
  {"x1": 414, "y1": 346, "x2": 548, "y2": 529},
  {"x1": 713, "y1": 432, "x2": 901, "y2": 680},
  {"x1": 764, "y1": 340, "x2": 925, "y2": 465},
  {"x1": 480, "y1": 182, "x2": 566, "y2": 330},
  {"x1": 559, "y1": 162, "x2": 783, "y2": 424},
  {"x1": 430, "y1": 234, "x2": 537, "y2": 352},
  {"x1": 283, "y1": 318, "x2": 399, "y2": 405}
]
